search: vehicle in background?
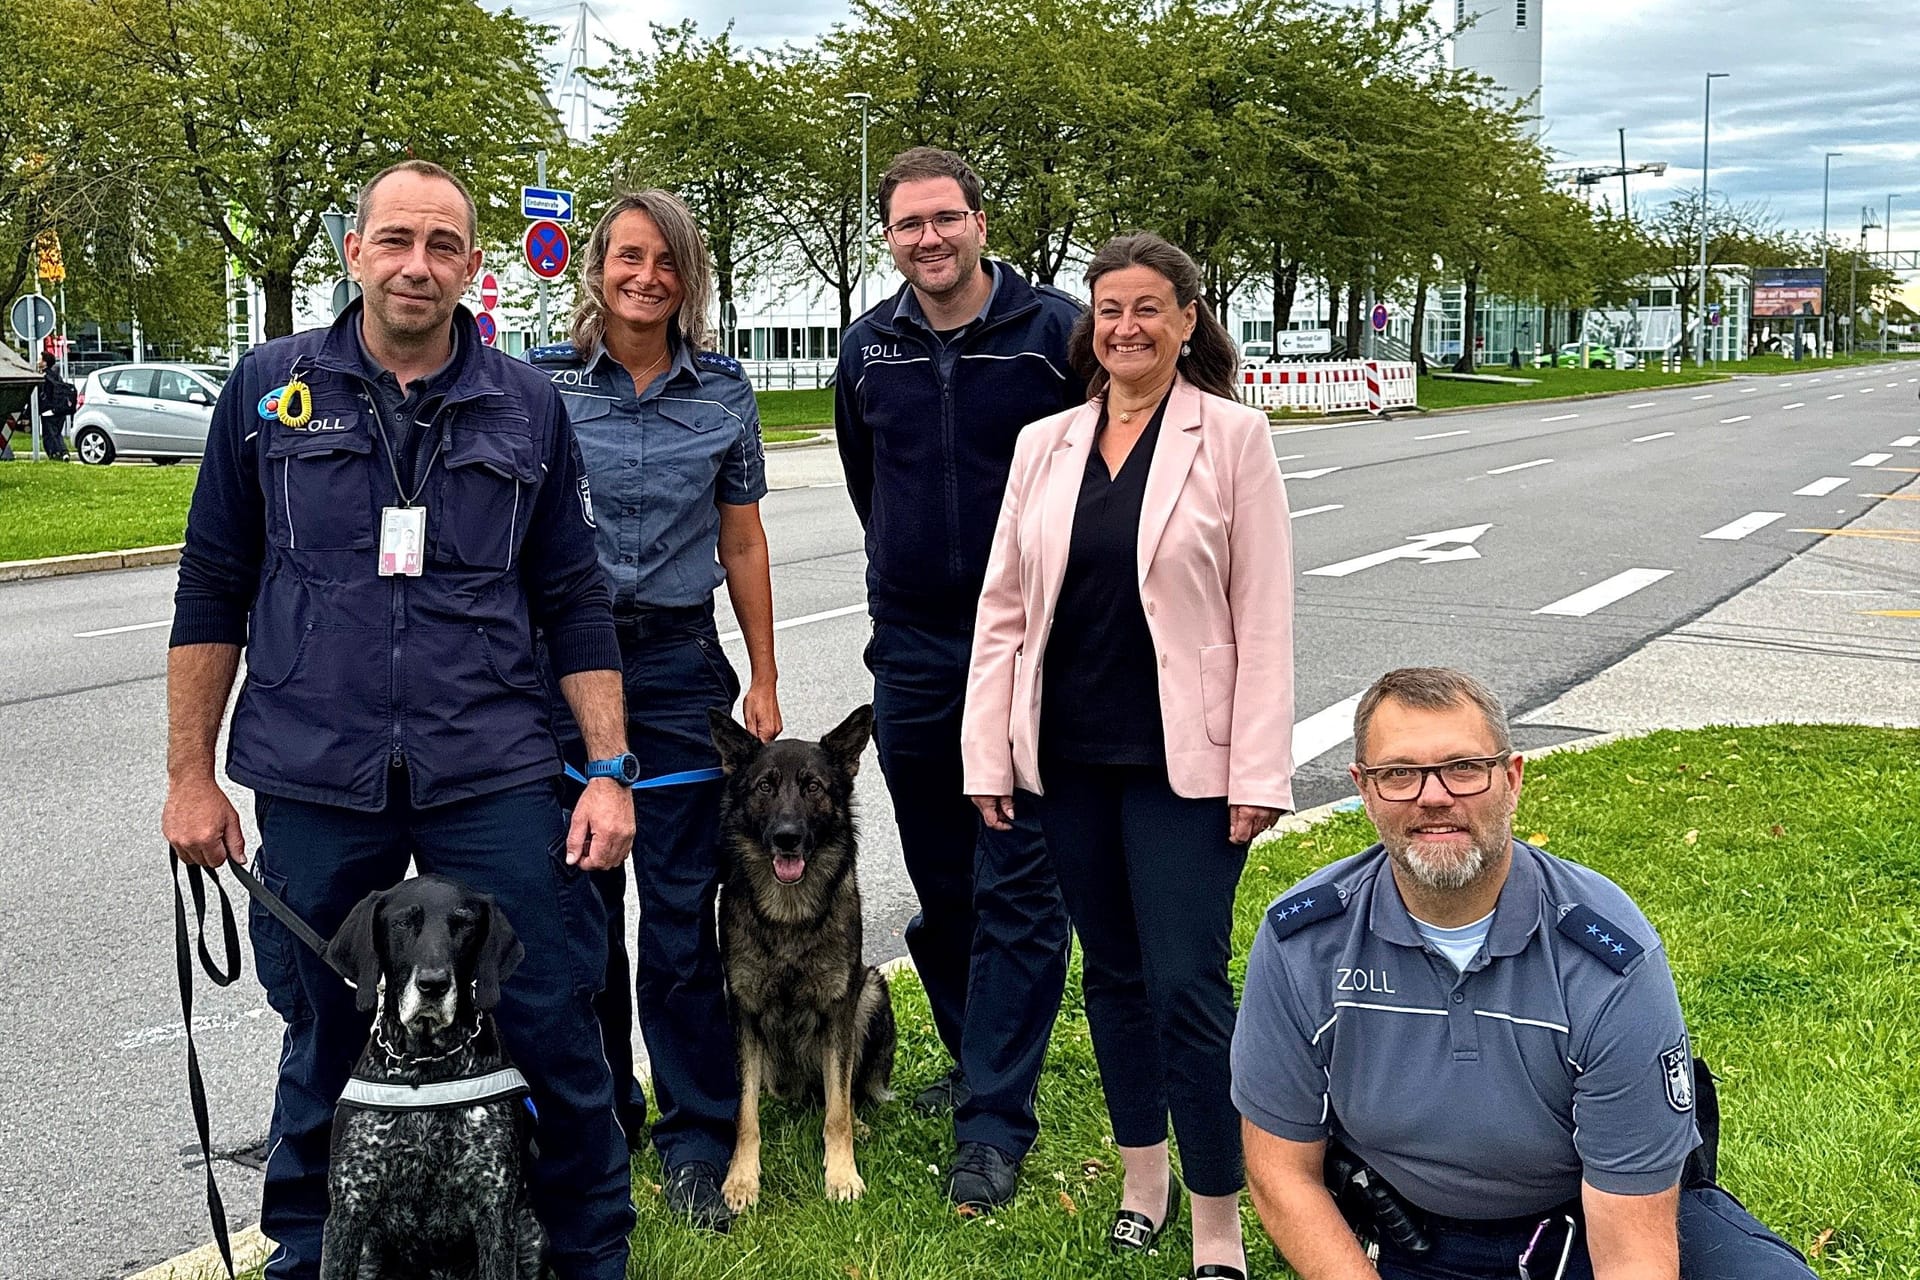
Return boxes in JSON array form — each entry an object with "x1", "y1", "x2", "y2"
[
  {"x1": 1531, "y1": 342, "x2": 1641, "y2": 371},
  {"x1": 69, "y1": 363, "x2": 230, "y2": 465}
]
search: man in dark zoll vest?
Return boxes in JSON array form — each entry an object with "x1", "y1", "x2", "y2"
[{"x1": 162, "y1": 160, "x2": 637, "y2": 1280}]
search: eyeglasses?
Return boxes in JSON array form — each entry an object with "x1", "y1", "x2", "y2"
[
  {"x1": 882, "y1": 209, "x2": 979, "y2": 244},
  {"x1": 1355, "y1": 756, "x2": 1509, "y2": 802}
]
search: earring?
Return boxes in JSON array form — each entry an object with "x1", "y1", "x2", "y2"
[{"x1": 1181, "y1": 342, "x2": 1192, "y2": 356}]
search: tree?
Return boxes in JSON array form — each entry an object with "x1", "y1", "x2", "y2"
[
  {"x1": 1637, "y1": 191, "x2": 1779, "y2": 365},
  {"x1": 69, "y1": 0, "x2": 555, "y2": 338},
  {"x1": 757, "y1": 50, "x2": 875, "y2": 332}
]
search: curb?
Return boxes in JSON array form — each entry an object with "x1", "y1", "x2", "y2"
[
  {"x1": 0, "y1": 543, "x2": 182, "y2": 583},
  {"x1": 128, "y1": 1225, "x2": 272, "y2": 1280},
  {"x1": 764, "y1": 430, "x2": 832, "y2": 452}
]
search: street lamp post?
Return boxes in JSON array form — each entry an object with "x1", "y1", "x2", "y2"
[
  {"x1": 1882, "y1": 194, "x2": 1898, "y2": 354},
  {"x1": 1821, "y1": 152, "x2": 1840, "y2": 356},
  {"x1": 846, "y1": 91, "x2": 873, "y2": 317},
  {"x1": 1695, "y1": 73, "x2": 1729, "y2": 368}
]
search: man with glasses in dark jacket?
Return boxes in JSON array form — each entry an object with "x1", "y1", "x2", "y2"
[{"x1": 834, "y1": 146, "x2": 1083, "y2": 1210}]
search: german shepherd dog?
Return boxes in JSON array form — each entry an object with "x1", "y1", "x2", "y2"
[{"x1": 707, "y1": 705, "x2": 897, "y2": 1209}]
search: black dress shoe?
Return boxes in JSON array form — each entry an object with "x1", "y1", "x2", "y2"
[
  {"x1": 946, "y1": 1141, "x2": 1020, "y2": 1209},
  {"x1": 1108, "y1": 1175, "x2": 1181, "y2": 1252},
  {"x1": 663, "y1": 1160, "x2": 736, "y2": 1233},
  {"x1": 1193, "y1": 1266, "x2": 1247, "y2": 1280},
  {"x1": 912, "y1": 1064, "x2": 972, "y2": 1116}
]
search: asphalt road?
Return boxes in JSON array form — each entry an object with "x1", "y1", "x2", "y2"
[{"x1": 2, "y1": 361, "x2": 1915, "y2": 1276}]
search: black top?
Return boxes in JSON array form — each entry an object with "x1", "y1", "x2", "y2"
[{"x1": 1039, "y1": 394, "x2": 1170, "y2": 766}]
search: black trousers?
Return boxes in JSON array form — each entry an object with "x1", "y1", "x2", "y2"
[{"x1": 1035, "y1": 756, "x2": 1248, "y2": 1196}]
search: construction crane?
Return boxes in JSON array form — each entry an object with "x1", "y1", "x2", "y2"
[{"x1": 1550, "y1": 129, "x2": 1668, "y2": 222}]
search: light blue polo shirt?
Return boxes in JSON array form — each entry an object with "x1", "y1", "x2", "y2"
[
  {"x1": 531, "y1": 338, "x2": 766, "y2": 610},
  {"x1": 1231, "y1": 840, "x2": 1701, "y2": 1221}
]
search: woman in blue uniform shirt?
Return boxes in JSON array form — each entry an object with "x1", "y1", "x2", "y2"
[{"x1": 531, "y1": 188, "x2": 780, "y2": 1229}]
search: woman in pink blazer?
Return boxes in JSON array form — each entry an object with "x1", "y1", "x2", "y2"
[{"x1": 962, "y1": 232, "x2": 1295, "y2": 1280}]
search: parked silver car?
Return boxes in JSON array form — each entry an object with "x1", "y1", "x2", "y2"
[{"x1": 70, "y1": 363, "x2": 230, "y2": 464}]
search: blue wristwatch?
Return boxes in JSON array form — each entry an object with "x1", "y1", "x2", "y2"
[{"x1": 584, "y1": 753, "x2": 642, "y2": 785}]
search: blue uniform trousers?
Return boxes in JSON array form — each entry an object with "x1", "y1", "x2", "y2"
[
  {"x1": 1371, "y1": 1185, "x2": 1815, "y2": 1280},
  {"x1": 558, "y1": 607, "x2": 742, "y2": 1174},
  {"x1": 250, "y1": 775, "x2": 633, "y2": 1280},
  {"x1": 865, "y1": 618, "x2": 1071, "y2": 1159}
]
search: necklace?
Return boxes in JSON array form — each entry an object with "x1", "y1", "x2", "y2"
[
  {"x1": 1111, "y1": 385, "x2": 1169, "y2": 424},
  {"x1": 628, "y1": 349, "x2": 668, "y2": 388}
]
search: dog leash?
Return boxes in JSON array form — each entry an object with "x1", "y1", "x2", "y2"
[
  {"x1": 562, "y1": 762, "x2": 724, "y2": 789},
  {"x1": 171, "y1": 849, "x2": 350, "y2": 1280}
]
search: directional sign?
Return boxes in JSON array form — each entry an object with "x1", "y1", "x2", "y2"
[
  {"x1": 521, "y1": 187, "x2": 575, "y2": 223},
  {"x1": 475, "y1": 312, "x2": 498, "y2": 347},
  {"x1": 1273, "y1": 329, "x2": 1333, "y2": 356},
  {"x1": 524, "y1": 220, "x2": 570, "y2": 280},
  {"x1": 1371, "y1": 303, "x2": 1389, "y2": 332},
  {"x1": 10, "y1": 294, "x2": 55, "y2": 343},
  {"x1": 479, "y1": 272, "x2": 500, "y2": 311},
  {"x1": 1305, "y1": 523, "x2": 1492, "y2": 579}
]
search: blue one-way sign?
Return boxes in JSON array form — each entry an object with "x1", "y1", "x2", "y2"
[{"x1": 521, "y1": 186, "x2": 575, "y2": 222}]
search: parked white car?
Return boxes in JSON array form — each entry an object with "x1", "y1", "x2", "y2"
[{"x1": 70, "y1": 363, "x2": 230, "y2": 464}]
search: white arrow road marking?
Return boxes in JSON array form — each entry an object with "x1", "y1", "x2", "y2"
[
  {"x1": 1283, "y1": 466, "x2": 1342, "y2": 480},
  {"x1": 1794, "y1": 477, "x2": 1849, "y2": 496},
  {"x1": 1414, "y1": 430, "x2": 1470, "y2": 440},
  {"x1": 1702, "y1": 511, "x2": 1785, "y2": 540},
  {"x1": 1290, "y1": 504, "x2": 1343, "y2": 519},
  {"x1": 1853, "y1": 453, "x2": 1893, "y2": 467},
  {"x1": 1534, "y1": 568, "x2": 1673, "y2": 617},
  {"x1": 1305, "y1": 524, "x2": 1491, "y2": 578},
  {"x1": 1719, "y1": 415, "x2": 1752, "y2": 424},
  {"x1": 1487, "y1": 459, "x2": 1553, "y2": 475},
  {"x1": 1891, "y1": 436, "x2": 1920, "y2": 448},
  {"x1": 1632, "y1": 432, "x2": 1674, "y2": 442},
  {"x1": 75, "y1": 619, "x2": 171, "y2": 638},
  {"x1": 1292, "y1": 693, "x2": 1365, "y2": 766}
]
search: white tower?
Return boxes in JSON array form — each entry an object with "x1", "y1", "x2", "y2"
[{"x1": 1453, "y1": 0, "x2": 1543, "y2": 129}]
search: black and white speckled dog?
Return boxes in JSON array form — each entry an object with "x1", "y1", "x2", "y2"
[{"x1": 318, "y1": 874, "x2": 545, "y2": 1280}]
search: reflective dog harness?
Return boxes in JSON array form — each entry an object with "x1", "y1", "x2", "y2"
[{"x1": 339, "y1": 1066, "x2": 531, "y2": 1113}]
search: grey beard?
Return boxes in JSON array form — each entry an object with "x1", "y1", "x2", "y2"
[{"x1": 1395, "y1": 839, "x2": 1489, "y2": 892}]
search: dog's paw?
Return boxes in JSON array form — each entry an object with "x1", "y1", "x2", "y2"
[
  {"x1": 722, "y1": 1165, "x2": 761, "y2": 1212},
  {"x1": 824, "y1": 1162, "x2": 866, "y2": 1202},
  {"x1": 853, "y1": 1118, "x2": 872, "y2": 1140}
]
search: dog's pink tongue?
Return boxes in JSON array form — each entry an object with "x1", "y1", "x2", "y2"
[{"x1": 773, "y1": 854, "x2": 806, "y2": 884}]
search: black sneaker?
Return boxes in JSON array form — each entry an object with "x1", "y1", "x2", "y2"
[
  {"x1": 912, "y1": 1065, "x2": 972, "y2": 1116},
  {"x1": 663, "y1": 1160, "x2": 735, "y2": 1233},
  {"x1": 946, "y1": 1141, "x2": 1020, "y2": 1209}
]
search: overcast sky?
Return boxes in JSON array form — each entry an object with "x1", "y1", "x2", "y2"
[{"x1": 528, "y1": 0, "x2": 1918, "y2": 254}]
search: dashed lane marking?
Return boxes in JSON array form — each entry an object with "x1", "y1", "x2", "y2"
[
  {"x1": 1890, "y1": 436, "x2": 1920, "y2": 447},
  {"x1": 1534, "y1": 568, "x2": 1674, "y2": 617},
  {"x1": 1290, "y1": 504, "x2": 1343, "y2": 519},
  {"x1": 718, "y1": 604, "x2": 865, "y2": 645},
  {"x1": 1740, "y1": 385, "x2": 1757, "y2": 392},
  {"x1": 75, "y1": 620, "x2": 170, "y2": 638},
  {"x1": 1292, "y1": 692, "x2": 1365, "y2": 766},
  {"x1": 1487, "y1": 458, "x2": 1553, "y2": 475},
  {"x1": 1852, "y1": 453, "x2": 1893, "y2": 467},
  {"x1": 1626, "y1": 402, "x2": 1658, "y2": 409},
  {"x1": 1414, "y1": 430, "x2": 1470, "y2": 440},
  {"x1": 1283, "y1": 467, "x2": 1342, "y2": 480},
  {"x1": 1860, "y1": 387, "x2": 1877, "y2": 394},
  {"x1": 1701, "y1": 511, "x2": 1785, "y2": 540},
  {"x1": 1539, "y1": 413, "x2": 1579, "y2": 422},
  {"x1": 1793, "y1": 477, "x2": 1849, "y2": 496},
  {"x1": 1781, "y1": 403, "x2": 1805, "y2": 410},
  {"x1": 1631, "y1": 432, "x2": 1674, "y2": 442},
  {"x1": 1690, "y1": 394, "x2": 1715, "y2": 400},
  {"x1": 1827, "y1": 394, "x2": 1846, "y2": 400},
  {"x1": 1719, "y1": 415, "x2": 1752, "y2": 424},
  {"x1": 1276, "y1": 453, "x2": 1307, "y2": 462}
]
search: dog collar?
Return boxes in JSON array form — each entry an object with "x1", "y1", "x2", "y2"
[{"x1": 339, "y1": 1067, "x2": 531, "y2": 1112}]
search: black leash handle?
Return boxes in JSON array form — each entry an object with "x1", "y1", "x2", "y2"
[{"x1": 171, "y1": 850, "x2": 240, "y2": 1280}]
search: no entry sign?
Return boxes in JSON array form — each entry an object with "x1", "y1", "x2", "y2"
[
  {"x1": 479, "y1": 272, "x2": 500, "y2": 311},
  {"x1": 524, "y1": 220, "x2": 570, "y2": 280}
]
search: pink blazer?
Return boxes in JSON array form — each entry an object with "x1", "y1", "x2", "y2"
[{"x1": 961, "y1": 378, "x2": 1296, "y2": 809}]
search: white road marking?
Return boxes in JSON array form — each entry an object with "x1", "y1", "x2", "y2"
[
  {"x1": 1534, "y1": 568, "x2": 1673, "y2": 617},
  {"x1": 1283, "y1": 466, "x2": 1342, "y2": 480},
  {"x1": 809, "y1": 481, "x2": 846, "y2": 488},
  {"x1": 1853, "y1": 453, "x2": 1893, "y2": 467},
  {"x1": 1888, "y1": 383, "x2": 1901, "y2": 388},
  {"x1": 1701, "y1": 511, "x2": 1786, "y2": 540},
  {"x1": 1782, "y1": 403, "x2": 1805, "y2": 410},
  {"x1": 1890, "y1": 436, "x2": 1920, "y2": 448},
  {"x1": 1690, "y1": 394, "x2": 1714, "y2": 400},
  {"x1": 1719, "y1": 415, "x2": 1752, "y2": 424},
  {"x1": 1626, "y1": 402, "x2": 1658, "y2": 409},
  {"x1": 1290, "y1": 504, "x2": 1343, "y2": 519},
  {"x1": 1539, "y1": 413, "x2": 1580, "y2": 422},
  {"x1": 718, "y1": 603, "x2": 865, "y2": 645},
  {"x1": 1860, "y1": 387, "x2": 1877, "y2": 394},
  {"x1": 1827, "y1": 394, "x2": 1846, "y2": 400},
  {"x1": 75, "y1": 620, "x2": 171, "y2": 638},
  {"x1": 1487, "y1": 458, "x2": 1553, "y2": 475},
  {"x1": 1305, "y1": 524, "x2": 1491, "y2": 578},
  {"x1": 1631, "y1": 432, "x2": 1674, "y2": 443},
  {"x1": 1275, "y1": 453, "x2": 1307, "y2": 462},
  {"x1": 1414, "y1": 430, "x2": 1470, "y2": 440},
  {"x1": 1807, "y1": 377, "x2": 1822, "y2": 383},
  {"x1": 1794, "y1": 477, "x2": 1849, "y2": 497},
  {"x1": 1740, "y1": 385, "x2": 1757, "y2": 393},
  {"x1": 1292, "y1": 693, "x2": 1365, "y2": 766}
]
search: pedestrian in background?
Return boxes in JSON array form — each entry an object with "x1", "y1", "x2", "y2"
[
  {"x1": 531, "y1": 187, "x2": 779, "y2": 1232},
  {"x1": 834, "y1": 146, "x2": 1083, "y2": 1209},
  {"x1": 37, "y1": 356, "x2": 74, "y2": 460},
  {"x1": 962, "y1": 231, "x2": 1296, "y2": 1280}
]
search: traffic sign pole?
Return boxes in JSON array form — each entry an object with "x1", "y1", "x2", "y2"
[{"x1": 536, "y1": 151, "x2": 548, "y2": 347}]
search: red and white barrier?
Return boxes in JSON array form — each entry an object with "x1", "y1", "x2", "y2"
[{"x1": 1238, "y1": 360, "x2": 1418, "y2": 415}]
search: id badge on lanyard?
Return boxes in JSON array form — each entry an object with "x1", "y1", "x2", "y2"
[{"x1": 378, "y1": 506, "x2": 426, "y2": 577}]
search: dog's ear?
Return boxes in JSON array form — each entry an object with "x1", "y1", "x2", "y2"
[
  {"x1": 708, "y1": 707, "x2": 763, "y2": 774},
  {"x1": 473, "y1": 893, "x2": 525, "y2": 1013},
  {"x1": 324, "y1": 890, "x2": 386, "y2": 1013},
  {"x1": 820, "y1": 704, "x2": 875, "y2": 778}
]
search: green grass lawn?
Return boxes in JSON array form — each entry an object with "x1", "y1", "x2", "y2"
[
  {"x1": 762, "y1": 429, "x2": 821, "y2": 445},
  {"x1": 1407, "y1": 365, "x2": 1729, "y2": 411},
  {"x1": 758, "y1": 388, "x2": 834, "y2": 430},
  {"x1": 1735, "y1": 351, "x2": 1920, "y2": 375},
  {"x1": 603, "y1": 726, "x2": 1918, "y2": 1279},
  {"x1": 0, "y1": 459, "x2": 199, "y2": 561}
]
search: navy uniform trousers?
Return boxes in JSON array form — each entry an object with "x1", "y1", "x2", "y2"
[
  {"x1": 1371, "y1": 1185, "x2": 1817, "y2": 1280},
  {"x1": 865, "y1": 618, "x2": 1071, "y2": 1159},
  {"x1": 558, "y1": 604, "x2": 742, "y2": 1175},
  {"x1": 250, "y1": 774, "x2": 633, "y2": 1280}
]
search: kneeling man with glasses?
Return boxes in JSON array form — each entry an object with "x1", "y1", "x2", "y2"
[{"x1": 1231, "y1": 667, "x2": 1816, "y2": 1280}]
